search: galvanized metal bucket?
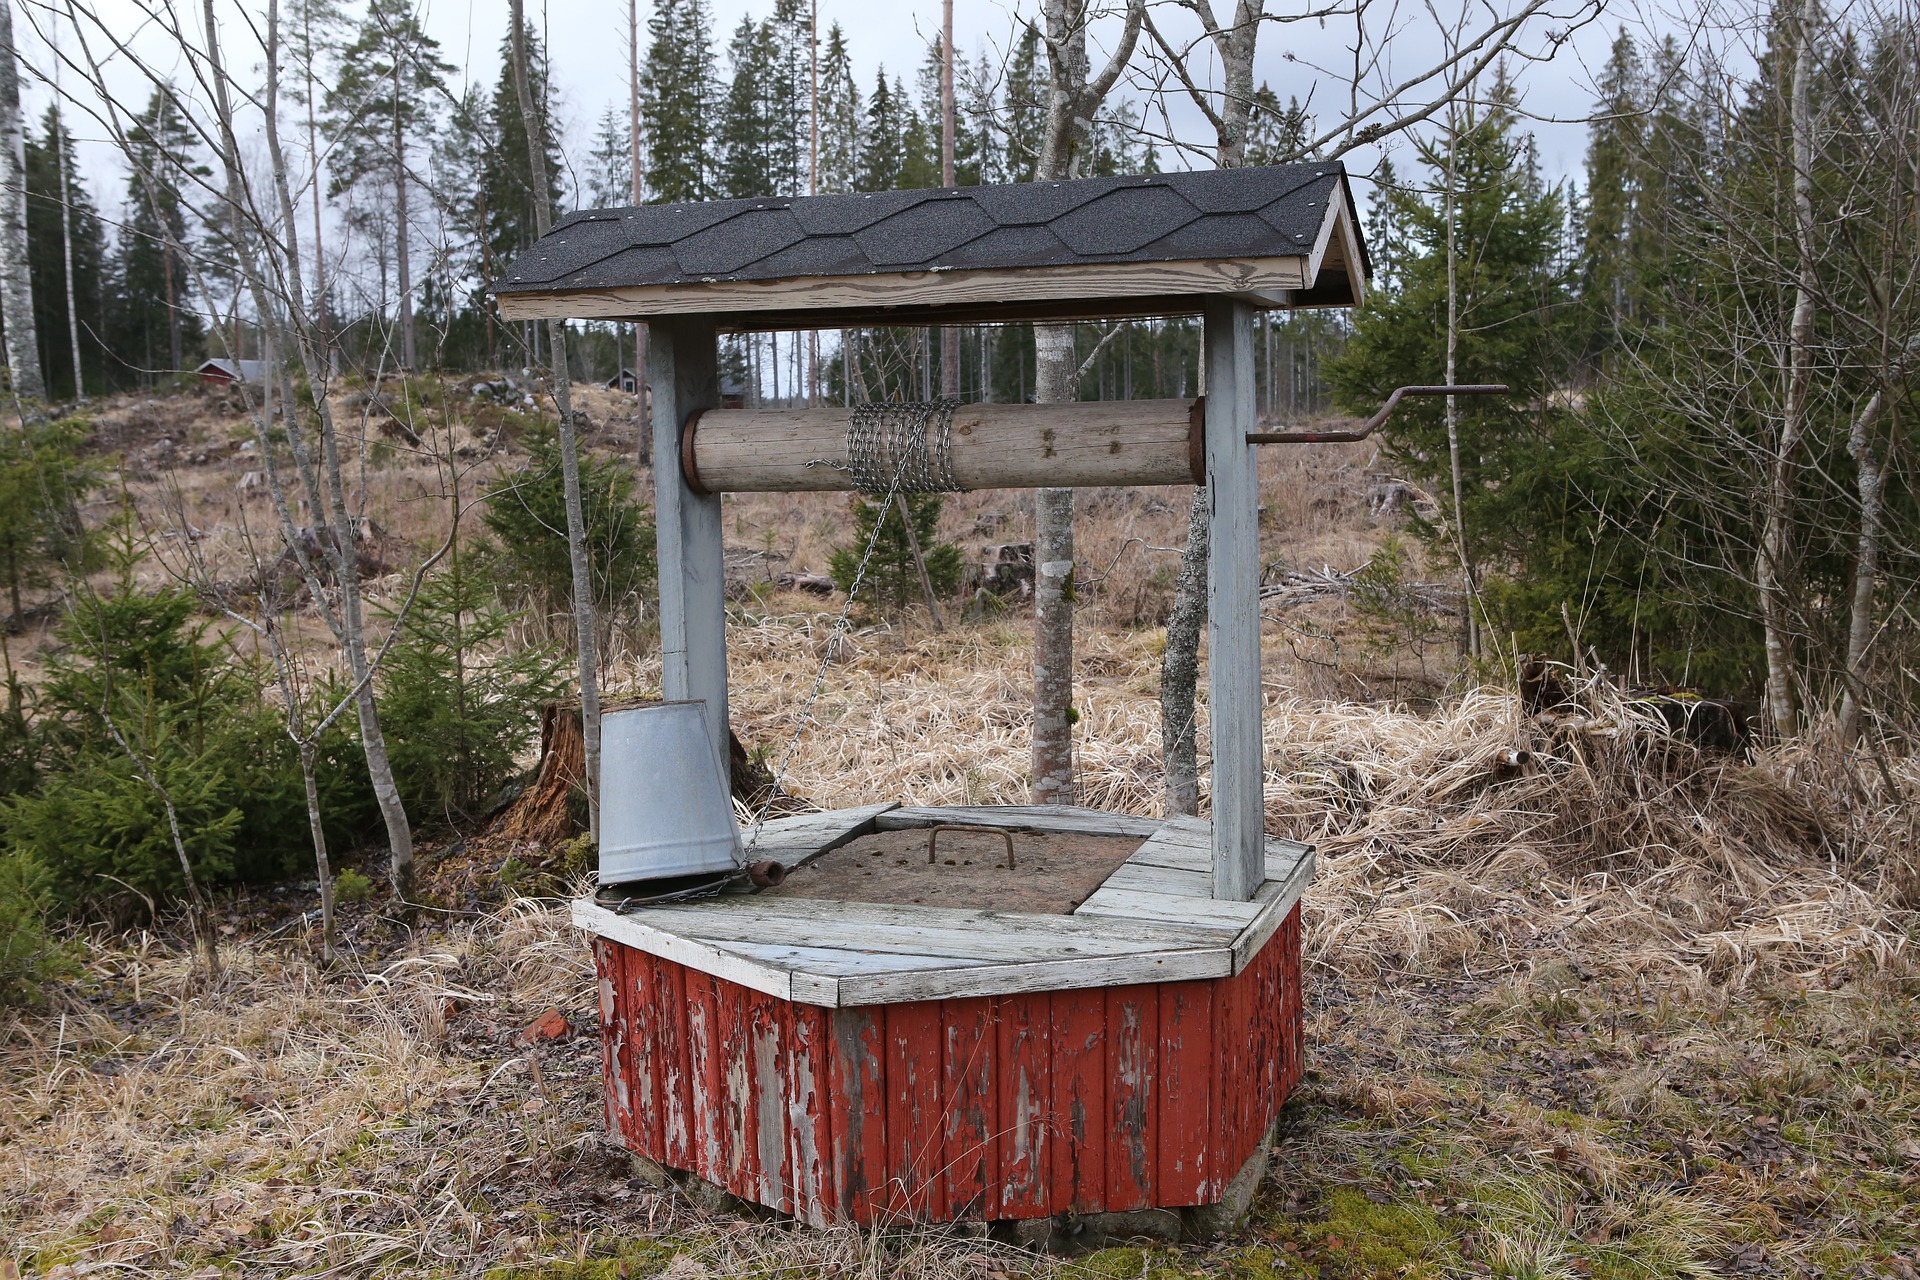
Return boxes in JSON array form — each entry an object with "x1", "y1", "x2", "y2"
[{"x1": 598, "y1": 701, "x2": 741, "y2": 886}]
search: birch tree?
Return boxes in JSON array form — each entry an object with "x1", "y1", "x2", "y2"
[
  {"x1": 1029, "y1": 0, "x2": 1143, "y2": 806},
  {"x1": 0, "y1": 0, "x2": 42, "y2": 406},
  {"x1": 1144, "y1": 0, "x2": 1596, "y2": 814}
]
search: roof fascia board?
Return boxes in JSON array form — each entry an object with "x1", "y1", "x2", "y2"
[
  {"x1": 1303, "y1": 185, "x2": 1367, "y2": 306},
  {"x1": 494, "y1": 254, "x2": 1309, "y2": 326}
]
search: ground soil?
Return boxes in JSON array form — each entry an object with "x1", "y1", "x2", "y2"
[{"x1": 767, "y1": 827, "x2": 1144, "y2": 914}]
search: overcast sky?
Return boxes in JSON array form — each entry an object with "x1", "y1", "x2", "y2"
[{"x1": 18, "y1": 0, "x2": 1644, "y2": 236}]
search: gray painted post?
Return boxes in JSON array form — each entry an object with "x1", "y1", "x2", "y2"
[
  {"x1": 649, "y1": 318, "x2": 730, "y2": 788},
  {"x1": 1204, "y1": 297, "x2": 1263, "y2": 901}
]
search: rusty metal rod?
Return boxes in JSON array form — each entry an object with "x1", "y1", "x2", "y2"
[
  {"x1": 1246, "y1": 384, "x2": 1509, "y2": 444},
  {"x1": 927, "y1": 824, "x2": 1016, "y2": 871}
]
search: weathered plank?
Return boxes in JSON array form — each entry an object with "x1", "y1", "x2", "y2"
[
  {"x1": 877, "y1": 804, "x2": 1163, "y2": 838},
  {"x1": 638, "y1": 905, "x2": 1226, "y2": 964},
  {"x1": 943, "y1": 997, "x2": 996, "y2": 1219},
  {"x1": 650, "y1": 893, "x2": 1232, "y2": 947},
  {"x1": 886, "y1": 1001, "x2": 945, "y2": 1218},
  {"x1": 1227, "y1": 857, "x2": 1316, "y2": 973},
  {"x1": 497, "y1": 255, "x2": 1311, "y2": 324},
  {"x1": 1072, "y1": 885, "x2": 1265, "y2": 933},
  {"x1": 784, "y1": 1001, "x2": 834, "y2": 1227},
  {"x1": 1105, "y1": 984, "x2": 1157, "y2": 1211},
  {"x1": 829, "y1": 949, "x2": 1229, "y2": 1006},
  {"x1": 738, "y1": 803, "x2": 898, "y2": 868},
  {"x1": 1125, "y1": 817, "x2": 1314, "y2": 882},
  {"x1": 1051, "y1": 988, "x2": 1108, "y2": 1214},
  {"x1": 827, "y1": 1007, "x2": 887, "y2": 1221},
  {"x1": 1156, "y1": 979, "x2": 1214, "y2": 1202},
  {"x1": 1204, "y1": 296, "x2": 1265, "y2": 902},
  {"x1": 574, "y1": 899, "x2": 794, "y2": 1000},
  {"x1": 691, "y1": 400, "x2": 1201, "y2": 494},
  {"x1": 994, "y1": 991, "x2": 1051, "y2": 1219}
]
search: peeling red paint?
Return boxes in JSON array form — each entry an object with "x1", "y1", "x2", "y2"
[{"x1": 588, "y1": 902, "x2": 1305, "y2": 1227}]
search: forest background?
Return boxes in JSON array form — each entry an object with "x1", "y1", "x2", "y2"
[{"x1": 0, "y1": 0, "x2": 1912, "y2": 999}]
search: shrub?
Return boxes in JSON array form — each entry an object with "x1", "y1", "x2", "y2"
[
  {"x1": 333, "y1": 868, "x2": 375, "y2": 903},
  {"x1": 378, "y1": 556, "x2": 566, "y2": 825},
  {"x1": 0, "y1": 848, "x2": 71, "y2": 1007},
  {"x1": 480, "y1": 428, "x2": 656, "y2": 629},
  {"x1": 828, "y1": 492, "x2": 963, "y2": 616},
  {"x1": 5, "y1": 566, "x2": 379, "y2": 916},
  {"x1": 0, "y1": 416, "x2": 96, "y2": 624}
]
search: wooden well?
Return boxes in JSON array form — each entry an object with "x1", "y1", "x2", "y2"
[
  {"x1": 580, "y1": 805, "x2": 1311, "y2": 1235},
  {"x1": 493, "y1": 161, "x2": 1371, "y2": 1237}
]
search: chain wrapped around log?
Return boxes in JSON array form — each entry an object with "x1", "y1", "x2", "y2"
[{"x1": 680, "y1": 398, "x2": 1207, "y2": 495}]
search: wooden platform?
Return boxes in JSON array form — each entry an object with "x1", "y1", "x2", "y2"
[
  {"x1": 576, "y1": 804, "x2": 1314, "y2": 1229},
  {"x1": 576, "y1": 804, "x2": 1312, "y2": 1006}
]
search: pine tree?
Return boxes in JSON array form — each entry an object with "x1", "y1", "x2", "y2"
[
  {"x1": 640, "y1": 0, "x2": 718, "y2": 202},
  {"x1": 1243, "y1": 86, "x2": 1311, "y2": 166},
  {"x1": 324, "y1": 0, "x2": 452, "y2": 369}
]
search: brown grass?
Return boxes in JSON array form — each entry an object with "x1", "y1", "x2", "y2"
[{"x1": 2, "y1": 384, "x2": 1915, "y2": 1279}]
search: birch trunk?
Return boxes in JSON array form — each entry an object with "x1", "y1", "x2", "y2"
[
  {"x1": 1837, "y1": 388, "x2": 1886, "y2": 742},
  {"x1": 54, "y1": 93, "x2": 86, "y2": 401},
  {"x1": 1027, "y1": 0, "x2": 1142, "y2": 805},
  {"x1": 1032, "y1": 326, "x2": 1077, "y2": 804},
  {"x1": 1156, "y1": 1, "x2": 1259, "y2": 812},
  {"x1": 510, "y1": 0, "x2": 602, "y2": 841},
  {"x1": 1762, "y1": 0, "x2": 1819, "y2": 739},
  {"x1": 203, "y1": 0, "x2": 417, "y2": 900},
  {"x1": 0, "y1": 1, "x2": 43, "y2": 406},
  {"x1": 392, "y1": 58, "x2": 415, "y2": 371}
]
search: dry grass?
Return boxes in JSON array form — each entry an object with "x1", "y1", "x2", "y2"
[{"x1": 2, "y1": 385, "x2": 1916, "y2": 1278}]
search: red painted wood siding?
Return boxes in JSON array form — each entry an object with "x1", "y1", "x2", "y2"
[{"x1": 592, "y1": 904, "x2": 1304, "y2": 1227}]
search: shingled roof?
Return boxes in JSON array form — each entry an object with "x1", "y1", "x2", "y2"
[{"x1": 492, "y1": 162, "x2": 1370, "y2": 331}]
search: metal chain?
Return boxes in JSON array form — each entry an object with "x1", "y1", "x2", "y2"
[
  {"x1": 741, "y1": 413, "x2": 935, "y2": 857},
  {"x1": 844, "y1": 398, "x2": 962, "y2": 494}
]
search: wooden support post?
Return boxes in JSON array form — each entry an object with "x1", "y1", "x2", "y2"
[
  {"x1": 1203, "y1": 297, "x2": 1262, "y2": 902},
  {"x1": 649, "y1": 318, "x2": 730, "y2": 788}
]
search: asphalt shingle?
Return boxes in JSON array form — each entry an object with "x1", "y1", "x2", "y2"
[{"x1": 494, "y1": 162, "x2": 1367, "y2": 298}]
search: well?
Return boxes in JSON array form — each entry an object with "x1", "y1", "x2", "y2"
[{"x1": 492, "y1": 161, "x2": 1372, "y2": 1237}]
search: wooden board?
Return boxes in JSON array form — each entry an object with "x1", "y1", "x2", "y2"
[
  {"x1": 495, "y1": 255, "x2": 1311, "y2": 325},
  {"x1": 877, "y1": 804, "x2": 1164, "y2": 838},
  {"x1": 575, "y1": 804, "x2": 1315, "y2": 1002},
  {"x1": 738, "y1": 803, "x2": 899, "y2": 867},
  {"x1": 592, "y1": 901, "x2": 1307, "y2": 1227},
  {"x1": 689, "y1": 400, "x2": 1201, "y2": 494}
]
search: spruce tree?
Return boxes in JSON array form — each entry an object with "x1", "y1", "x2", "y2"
[
  {"x1": 828, "y1": 493, "x2": 963, "y2": 617},
  {"x1": 23, "y1": 109, "x2": 105, "y2": 400},
  {"x1": 1578, "y1": 29, "x2": 1645, "y2": 364},
  {"x1": 640, "y1": 0, "x2": 718, "y2": 202},
  {"x1": 1324, "y1": 81, "x2": 1574, "y2": 575},
  {"x1": 815, "y1": 24, "x2": 862, "y2": 193},
  {"x1": 1002, "y1": 25, "x2": 1044, "y2": 184},
  {"x1": 481, "y1": 27, "x2": 564, "y2": 296},
  {"x1": 113, "y1": 90, "x2": 204, "y2": 380},
  {"x1": 719, "y1": 15, "x2": 778, "y2": 199},
  {"x1": 860, "y1": 70, "x2": 907, "y2": 190}
]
